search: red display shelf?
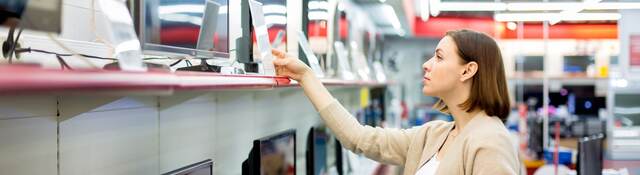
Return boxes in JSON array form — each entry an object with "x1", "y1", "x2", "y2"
[
  {"x1": 0, "y1": 64, "x2": 386, "y2": 94},
  {"x1": 0, "y1": 64, "x2": 177, "y2": 93}
]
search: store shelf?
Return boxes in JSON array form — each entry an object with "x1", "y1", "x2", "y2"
[
  {"x1": 0, "y1": 64, "x2": 387, "y2": 94},
  {"x1": 508, "y1": 75, "x2": 609, "y2": 85}
]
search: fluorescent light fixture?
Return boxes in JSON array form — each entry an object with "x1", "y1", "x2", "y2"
[
  {"x1": 506, "y1": 22, "x2": 517, "y2": 31},
  {"x1": 549, "y1": 0, "x2": 602, "y2": 25},
  {"x1": 158, "y1": 5, "x2": 204, "y2": 15},
  {"x1": 431, "y1": 2, "x2": 640, "y2": 12},
  {"x1": 429, "y1": 0, "x2": 440, "y2": 16},
  {"x1": 436, "y1": 2, "x2": 506, "y2": 11},
  {"x1": 420, "y1": 0, "x2": 429, "y2": 22},
  {"x1": 263, "y1": 5, "x2": 287, "y2": 15},
  {"x1": 309, "y1": 1, "x2": 328, "y2": 10},
  {"x1": 494, "y1": 12, "x2": 621, "y2": 22},
  {"x1": 265, "y1": 15, "x2": 287, "y2": 25},
  {"x1": 506, "y1": 2, "x2": 640, "y2": 11},
  {"x1": 308, "y1": 11, "x2": 329, "y2": 21}
]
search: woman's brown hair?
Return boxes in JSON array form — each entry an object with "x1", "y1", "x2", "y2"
[{"x1": 433, "y1": 29, "x2": 511, "y2": 121}]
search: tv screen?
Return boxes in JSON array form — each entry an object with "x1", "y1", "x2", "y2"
[
  {"x1": 515, "y1": 85, "x2": 543, "y2": 109},
  {"x1": 549, "y1": 92, "x2": 569, "y2": 108},
  {"x1": 574, "y1": 97, "x2": 606, "y2": 116},
  {"x1": 515, "y1": 56, "x2": 544, "y2": 72},
  {"x1": 162, "y1": 159, "x2": 213, "y2": 175},
  {"x1": 138, "y1": 0, "x2": 229, "y2": 58},
  {"x1": 562, "y1": 85, "x2": 595, "y2": 97},
  {"x1": 306, "y1": 127, "x2": 328, "y2": 175},
  {"x1": 563, "y1": 56, "x2": 594, "y2": 73},
  {"x1": 0, "y1": 0, "x2": 62, "y2": 33},
  {"x1": 243, "y1": 129, "x2": 296, "y2": 175}
]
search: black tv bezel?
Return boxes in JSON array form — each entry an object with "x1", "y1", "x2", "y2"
[
  {"x1": 162, "y1": 159, "x2": 213, "y2": 175},
  {"x1": 131, "y1": 0, "x2": 231, "y2": 59},
  {"x1": 243, "y1": 129, "x2": 297, "y2": 175}
]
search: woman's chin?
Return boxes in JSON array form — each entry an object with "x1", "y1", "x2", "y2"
[{"x1": 422, "y1": 87, "x2": 435, "y2": 96}]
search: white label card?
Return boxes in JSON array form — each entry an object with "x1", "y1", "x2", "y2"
[
  {"x1": 248, "y1": 0, "x2": 275, "y2": 75},
  {"x1": 297, "y1": 31, "x2": 325, "y2": 78}
]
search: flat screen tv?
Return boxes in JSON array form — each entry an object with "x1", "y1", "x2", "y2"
[
  {"x1": 306, "y1": 127, "x2": 328, "y2": 175},
  {"x1": 134, "y1": 0, "x2": 229, "y2": 59},
  {"x1": 243, "y1": 129, "x2": 296, "y2": 175},
  {"x1": 515, "y1": 56, "x2": 544, "y2": 72},
  {"x1": 563, "y1": 56, "x2": 594, "y2": 73},
  {"x1": 0, "y1": 0, "x2": 62, "y2": 33}
]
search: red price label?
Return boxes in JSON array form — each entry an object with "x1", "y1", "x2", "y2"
[{"x1": 631, "y1": 35, "x2": 640, "y2": 66}]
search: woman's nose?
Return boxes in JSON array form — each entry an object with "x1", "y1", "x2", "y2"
[{"x1": 423, "y1": 59, "x2": 432, "y2": 72}]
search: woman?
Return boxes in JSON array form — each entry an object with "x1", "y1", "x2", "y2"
[{"x1": 272, "y1": 29, "x2": 519, "y2": 175}]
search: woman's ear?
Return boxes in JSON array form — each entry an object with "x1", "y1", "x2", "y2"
[{"x1": 460, "y1": 61, "x2": 478, "y2": 82}]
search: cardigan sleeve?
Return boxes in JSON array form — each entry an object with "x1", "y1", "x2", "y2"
[
  {"x1": 318, "y1": 99, "x2": 423, "y2": 165},
  {"x1": 469, "y1": 133, "x2": 520, "y2": 175}
]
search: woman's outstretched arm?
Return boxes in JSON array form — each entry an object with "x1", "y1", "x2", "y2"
[{"x1": 272, "y1": 49, "x2": 423, "y2": 165}]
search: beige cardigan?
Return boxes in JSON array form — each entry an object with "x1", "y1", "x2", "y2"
[{"x1": 319, "y1": 99, "x2": 520, "y2": 175}]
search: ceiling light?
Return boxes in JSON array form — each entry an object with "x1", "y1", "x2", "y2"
[
  {"x1": 420, "y1": 0, "x2": 429, "y2": 22},
  {"x1": 494, "y1": 13, "x2": 621, "y2": 22},
  {"x1": 506, "y1": 22, "x2": 517, "y2": 31},
  {"x1": 436, "y1": 2, "x2": 506, "y2": 11}
]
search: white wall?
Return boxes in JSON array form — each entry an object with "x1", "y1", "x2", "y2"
[
  {"x1": 619, "y1": 9, "x2": 640, "y2": 76},
  {"x1": 0, "y1": 89, "x2": 362, "y2": 175}
]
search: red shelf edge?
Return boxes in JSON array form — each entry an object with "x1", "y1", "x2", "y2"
[{"x1": 0, "y1": 65, "x2": 388, "y2": 94}]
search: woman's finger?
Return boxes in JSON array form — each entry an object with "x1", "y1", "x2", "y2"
[
  {"x1": 273, "y1": 58, "x2": 288, "y2": 66},
  {"x1": 272, "y1": 49, "x2": 285, "y2": 58}
]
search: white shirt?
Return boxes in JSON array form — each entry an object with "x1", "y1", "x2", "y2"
[{"x1": 415, "y1": 153, "x2": 440, "y2": 175}]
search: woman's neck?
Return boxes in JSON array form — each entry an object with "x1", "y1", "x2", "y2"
[{"x1": 441, "y1": 89, "x2": 483, "y2": 133}]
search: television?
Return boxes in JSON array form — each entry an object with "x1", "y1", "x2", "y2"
[
  {"x1": 515, "y1": 56, "x2": 544, "y2": 72},
  {"x1": 577, "y1": 133, "x2": 604, "y2": 175},
  {"x1": 549, "y1": 92, "x2": 569, "y2": 108},
  {"x1": 243, "y1": 129, "x2": 296, "y2": 175},
  {"x1": 0, "y1": 0, "x2": 61, "y2": 33},
  {"x1": 563, "y1": 56, "x2": 594, "y2": 73},
  {"x1": 306, "y1": 127, "x2": 328, "y2": 175},
  {"x1": 162, "y1": 159, "x2": 213, "y2": 175},
  {"x1": 134, "y1": 0, "x2": 229, "y2": 60},
  {"x1": 574, "y1": 97, "x2": 606, "y2": 116},
  {"x1": 563, "y1": 85, "x2": 595, "y2": 97},
  {"x1": 515, "y1": 85, "x2": 543, "y2": 109}
]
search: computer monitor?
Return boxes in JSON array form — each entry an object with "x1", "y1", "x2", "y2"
[
  {"x1": 563, "y1": 56, "x2": 594, "y2": 73},
  {"x1": 162, "y1": 159, "x2": 213, "y2": 175},
  {"x1": 306, "y1": 127, "x2": 328, "y2": 175},
  {"x1": 0, "y1": 0, "x2": 61, "y2": 33},
  {"x1": 242, "y1": 129, "x2": 296, "y2": 175},
  {"x1": 135, "y1": 0, "x2": 229, "y2": 59},
  {"x1": 577, "y1": 133, "x2": 604, "y2": 175}
]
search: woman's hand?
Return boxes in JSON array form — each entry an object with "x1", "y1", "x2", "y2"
[{"x1": 272, "y1": 49, "x2": 314, "y2": 82}]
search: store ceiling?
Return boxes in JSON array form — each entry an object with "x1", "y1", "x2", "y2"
[{"x1": 351, "y1": 0, "x2": 621, "y2": 37}]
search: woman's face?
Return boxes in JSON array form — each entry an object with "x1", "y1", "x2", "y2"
[{"x1": 422, "y1": 36, "x2": 467, "y2": 97}]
